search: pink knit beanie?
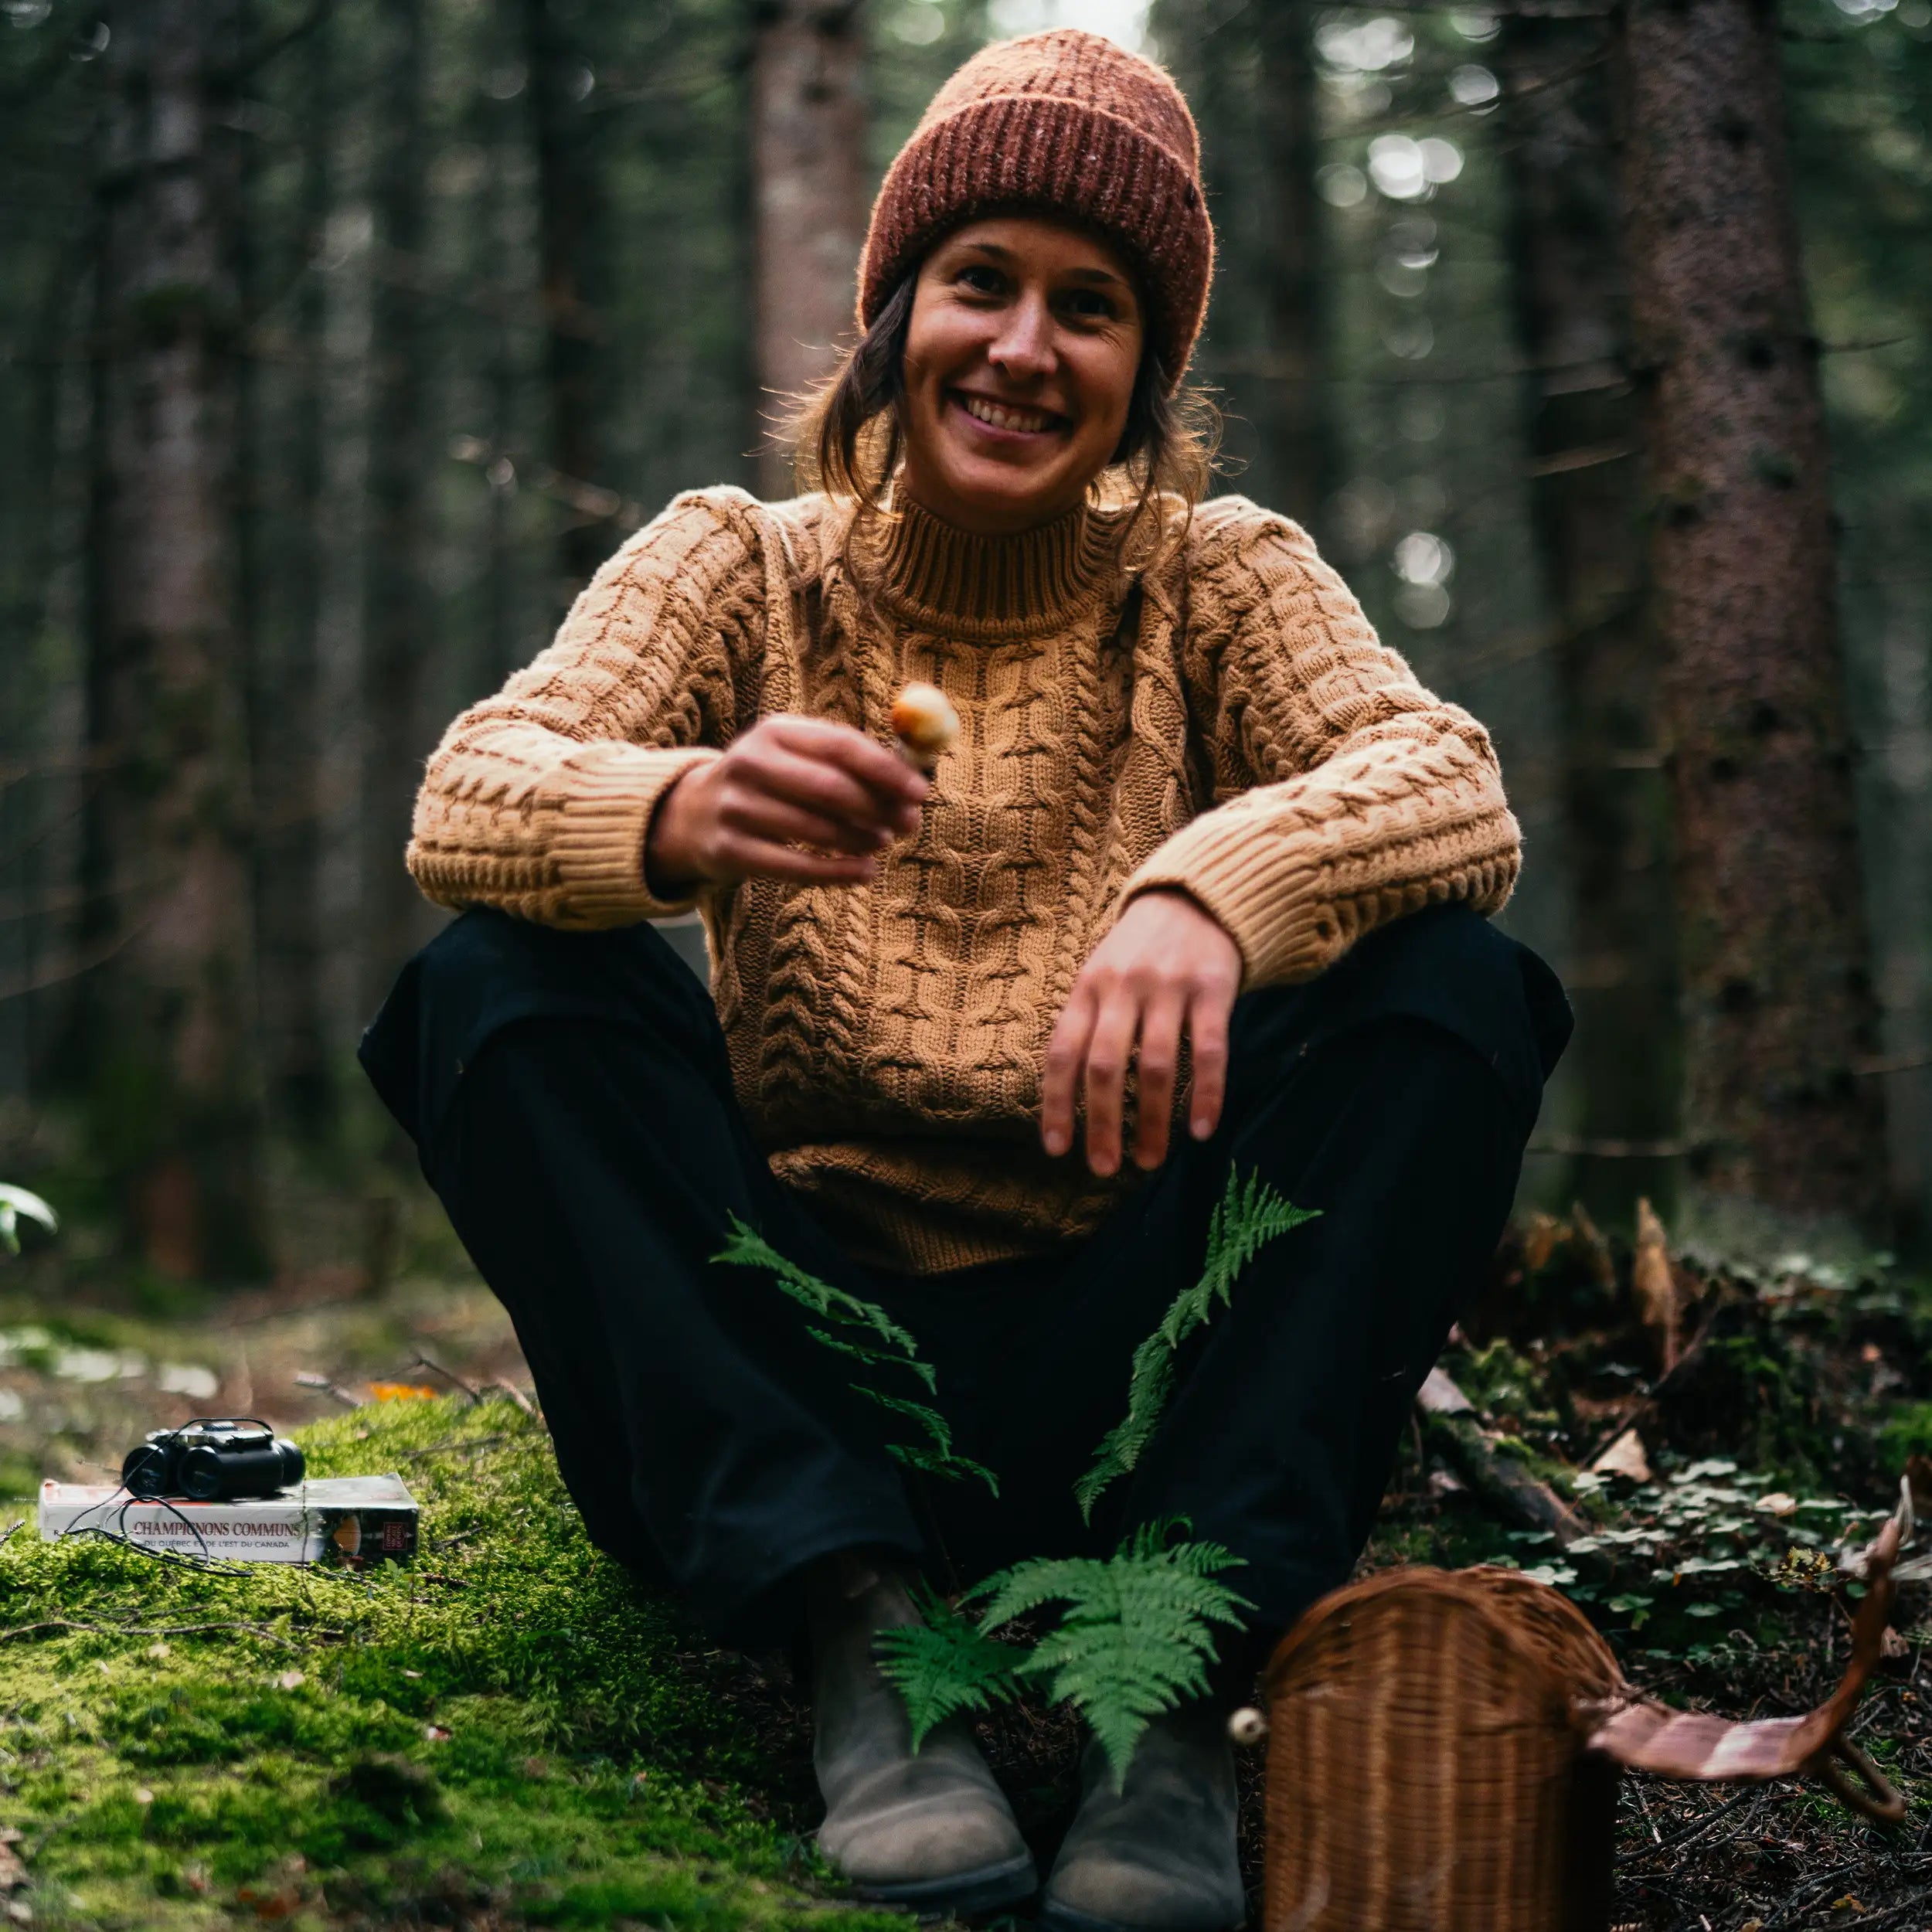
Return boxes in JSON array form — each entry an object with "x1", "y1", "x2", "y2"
[{"x1": 857, "y1": 29, "x2": 1215, "y2": 386}]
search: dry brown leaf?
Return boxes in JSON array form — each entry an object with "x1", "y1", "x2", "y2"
[
  {"x1": 1881, "y1": 1626, "x2": 1910, "y2": 1662},
  {"x1": 1906, "y1": 1454, "x2": 1931, "y2": 1515},
  {"x1": 1520, "y1": 1212, "x2": 1562, "y2": 1274},
  {"x1": 1590, "y1": 1428, "x2": 1652, "y2": 1484},
  {"x1": 1570, "y1": 1202, "x2": 1617, "y2": 1291},
  {"x1": 1632, "y1": 1196, "x2": 1681, "y2": 1372}
]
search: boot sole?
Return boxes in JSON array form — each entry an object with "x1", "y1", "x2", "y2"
[
  {"x1": 1037, "y1": 1901, "x2": 1243, "y2": 1932},
  {"x1": 849, "y1": 1848, "x2": 1039, "y2": 1915}
]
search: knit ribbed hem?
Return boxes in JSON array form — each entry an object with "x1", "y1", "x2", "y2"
[
  {"x1": 863, "y1": 495, "x2": 1117, "y2": 638},
  {"x1": 1117, "y1": 818, "x2": 1342, "y2": 992},
  {"x1": 540, "y1": 740, "x2": 723, "y2": 927},
  {"x1": 860, "y1": 91, "x2": 1213, "y2": 385}
]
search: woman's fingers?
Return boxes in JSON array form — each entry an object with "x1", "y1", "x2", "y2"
[
  {"x1": 719, "y1": 791, "x2": 890, "y2": 856},
  {"x1": 1131, "y1": 990, "x2": 1188, "y2": 1171},
  {"x1": 1040, "y1": 986, "x2": 1096, "y2": 1158},
  {"x1": 1185, "y1": 984, "x2": 1232, "y2": 1141},
  {"x1": 765, "y1": 716, "x2": 927, "y2": 832},
  {"x1": 713, "y1": 833, "x2": 878, "y2": 886},
  {"x1": 1080, "y1": 989, "x2": 1143, "y2": 1179}
]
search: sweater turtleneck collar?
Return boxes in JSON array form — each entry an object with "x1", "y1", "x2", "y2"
[{"x1": 861, "y1": 492, "x2": 1120, "y2": 639}]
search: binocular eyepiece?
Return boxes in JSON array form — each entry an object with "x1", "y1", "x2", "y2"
[{"x1": 121, "y1": 1418, "x2": 304, "y2": 1502}]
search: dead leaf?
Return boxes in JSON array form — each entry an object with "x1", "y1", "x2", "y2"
[
  {"x1": 1521, "y1": 1212, "x2": 1562, "y2": 1274},
  {"x1": 1828, "y1": 1899, "x2": 1866, "y2": 1916},
  {"x1": 1755, "y1": 1492, "x2": 1799, "y2": 1518},
  {"x1": 1907, "y1": 1454, "x2": 1932, "y2": 1515},
  {"x1": 370, "y1": 1382, "x2": 438, "y2": 1403},
  {"x1": 1881, "y1": 1625, "x2": 1910, "y2": 1662},
  {"x1": 1571, "y1": 1202, "x2": 1617, "y2": 1291},
  {"x1": 0, "y1": 1841, "x2": 23, "y2": 1891},
  {"x1": 1591, "y1": 1428, "x2": 1652, "y2": 1485},
  {"x1": 1632, "y1": 1197, "x2": 1681, "y2": 1372}
]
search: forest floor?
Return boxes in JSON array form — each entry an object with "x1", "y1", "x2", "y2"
[{"x1": 0, "y1": 1202, "x2": 1927, "y2": 1930}]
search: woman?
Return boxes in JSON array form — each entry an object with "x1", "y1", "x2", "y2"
[{"x1": 361, "y1": 29, "x2": 1570, "y2": 1932}]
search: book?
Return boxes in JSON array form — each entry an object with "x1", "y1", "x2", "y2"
[{"x1": 36, "y1": 1474, "x2": 420, "y2": 1566}]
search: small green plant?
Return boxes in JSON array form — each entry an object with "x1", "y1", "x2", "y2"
[
  {"x1": 723, "y1": 1165, "x2": 1313, "y2": 1787},
  {"x1": 1077, "y1": 1169, "x2": 1318, "y2": 1519},
  {"x1": 0, "y1": 1182, "x2": 56, "y2": 1256},
  {"x1": 713, "y1": 1213, "x2": 998, "y2": 1493}
]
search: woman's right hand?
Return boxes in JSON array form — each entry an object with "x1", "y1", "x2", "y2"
[{"x1": 646, "y1": 714, "x2": 929, "y2": 894}]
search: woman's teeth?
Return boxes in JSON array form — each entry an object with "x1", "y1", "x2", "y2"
[{"x1": 959, "y1": 393, "x2": 1057, "y2": 434}]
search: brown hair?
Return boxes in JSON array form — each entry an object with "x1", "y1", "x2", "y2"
[{"x1": 788, "y1": 267, "x2": 1221, "y2": 572}]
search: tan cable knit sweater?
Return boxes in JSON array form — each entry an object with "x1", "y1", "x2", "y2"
[{"x1": 408, "y1": 486, "x2": 1522, "y2": 1274}]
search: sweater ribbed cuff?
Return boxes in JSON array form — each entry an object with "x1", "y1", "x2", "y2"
[
  {"x1": 542, "y1": 740, "x2": 723, "y2": 926},
  {"x1": 1117, "y1": 815, "x2": 1342, "y2": 991}
]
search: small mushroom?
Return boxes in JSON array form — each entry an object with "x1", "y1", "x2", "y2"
[
  {"x1": 1228, "y1": 1706, "x2": 1268, "y2": 1747},
  {"x1": 890, "y1": 682, "x2": 960, "y2": 770}
]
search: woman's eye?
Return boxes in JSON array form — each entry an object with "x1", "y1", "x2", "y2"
[
  {"x1": 957, "y1": 265, "x2": 1005, "y2": 296},
  {"x1": 1061, "y1": 291, "x2": 1119, "y2": 322}
]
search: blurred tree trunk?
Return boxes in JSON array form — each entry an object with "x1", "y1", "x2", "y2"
[
  {"x1": 1255, "y1": 0, "x2": 1335, "y2": 536},
  {"x1": 1617, "y1": 0, "x2": 1886, "y2": 1236},
  {"x1": 750, "y1": 0, "x2": 868, "y2": 499},
  {"x1": 257, "y1": 2, "x2": 335, "y2": 1139},
  {"x1": 1501, "y1": 15, "x2": 1676, "y2": 1227},
  {"x1": 80, "y1": 0, "x2": 264, "y2": 1277},
  {"x1": 361, "y1": 0, "x2": 435, "y2": 1016},
  {"x1": 526, "y1": 0, "x2": 613, "y2": 603}
]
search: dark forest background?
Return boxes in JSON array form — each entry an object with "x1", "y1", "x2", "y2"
[{"x1": 2, "y1": 0, "x2": 1929, "y2": 1293}]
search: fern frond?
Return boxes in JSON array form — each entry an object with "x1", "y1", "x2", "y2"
[
  {"x1": 873, "y1": 1587, "x2": 1026, "y2": 1750},
  {"x1": 804, "y1": 1325, "x2": 938, "y2": 1393},
  {"x1": 1071, "y1": 1336, "x2": 1172, "y2": 1520},
  {"x1": 885, "y1": 1442, "x2": 1001, "y2": 1496},
  {"x1": 713, "y1": 1215, "x2": 923, "y2": 1359},
  {"x1": 1158, "y1": 1168, "x2": 1319, "y2": 1350},
  {"x1": 971, "y1": 1523, "x2": 1253, "y2": 1787},
  {"x1": 1077, "y1": 1167, "x2": 1316, "y2": 1522}
]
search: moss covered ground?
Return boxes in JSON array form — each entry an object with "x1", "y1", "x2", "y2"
[{"x1": 0, "y1": 1395, "x2": 906, "y2": 1931}]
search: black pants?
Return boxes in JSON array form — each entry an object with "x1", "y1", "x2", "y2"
[{"x1": 360, "y1": 902, "x2": 1570, "y2": 1652}]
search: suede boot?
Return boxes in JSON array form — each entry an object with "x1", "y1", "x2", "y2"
[
  {"x1": 1039, "y1": 1703, "x2": 1245, "y2": 1932},
  {"x1": 809, "y1": 1553, "x2": 1038, "y2": 1912}
]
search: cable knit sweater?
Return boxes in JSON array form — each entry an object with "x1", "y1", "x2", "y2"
[{"x1": 408, "y1": 486, "x2": 1522, "y2": 1274}]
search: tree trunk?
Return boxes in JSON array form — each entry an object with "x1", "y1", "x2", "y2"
[
  {"x1": 525, "y1": 0, "x2": 614, "y2": 602},
  {"x1": 1617, "y1": 0, "x2": 1886, "y2": 1238},
  {"x1": 81, "y1": 0, "x2": 264, "y2": 1277},
  {"x1": 256, "y1": 0, "x2": 334, "y2": 1138},
  {"x1": 361, "y1": 0, "x2": 437, "y2": 1016},
  {"x1": 1254, "y1": 0, "x2": 1336, "y2": 537},
  {"x1": 1502, "y1": 15, "x2": 1677, "y2": 1229},
  {"x1": 750, "y1": 0, "x2": 868, "y2": 500}
]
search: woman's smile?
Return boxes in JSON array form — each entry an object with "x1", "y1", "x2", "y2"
[{"x1": 949, "y1": 389, "x2": 1072, "y2": 439}]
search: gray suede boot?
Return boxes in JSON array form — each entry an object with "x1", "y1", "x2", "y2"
[
  {"x1": 1039, "y1": 1703, "x2": 1245, "y2": 1932},
  {"x1": 809, "y1": 1553, "x2": 1038, "y2": 1913}
]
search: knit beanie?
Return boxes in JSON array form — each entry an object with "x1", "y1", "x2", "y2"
[{"x1": 858, "y1": 29, "x2": 1214, "y2": 387}]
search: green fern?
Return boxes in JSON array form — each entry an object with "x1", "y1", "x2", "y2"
[
  {"x1": 712, "y1": 1213, "x2": 992, "y2": 1492},
  {"x1": 1075, "y1": 1168, "x2": 1317, "y2": 1521},
  {"x1": 0, "y1": 1183, "x2": 56, "y2": 1258},
  {"x1": 971, "y1": 1519, "x2": 1252, "y2": 1786},
  {"x1": 872, "y1": 1586, "x2": 1027, "y2": 1749}
]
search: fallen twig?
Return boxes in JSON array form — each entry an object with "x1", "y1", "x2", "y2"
[
  {"x1": 294, "y1": 1371, "x2": 361, "y2": 1407},
  {"x1": 0, "y1": 1619, "x2": 304, "y2": 1650},
  {"x1": 490, "y1": 1377, "x2": 539, "y2": 1422},
  {"x1": 397, "y1": 1433, "x2": 508, "y2": 1461},
  {"x1": 1416, "y1": 1368, "x2": 1588, "y2": 1547},
  {"x1": 410, "y1": 1350, "x2": 482, "y2": 1403},
  {"x1": 0, "y1": 1519, "x2": 23, "y2": 1553}
]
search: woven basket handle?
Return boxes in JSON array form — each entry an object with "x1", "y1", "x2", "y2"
[
  {"x1": 1816, "y1": 1736, "x2": 1906, "y2": 1825},
  {"x1": 1586, "y1": 1495, "x2": 1910, "y2": 1821}
]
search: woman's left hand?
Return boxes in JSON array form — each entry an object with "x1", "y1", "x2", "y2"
[{"x1": 1041, "y1": 890, "x2": 1243, "y2": 1177}]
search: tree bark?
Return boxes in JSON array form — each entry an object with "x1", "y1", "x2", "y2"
[
  {"x1": 525, "y1": 0, "x2": 614, "y2": 602},
  {"x1": 361, "y1": 0, "x2": 437, "y2": 1017},
  {"x1": 1254, "y1": 0, "x2": 1336, "y2": 537},
  {"x1": 1502, "y1": 15, "x2": 1677, "y2": 1228},
  {"x1": 1616, "y1": 0, "x2": 1886, "y2": 1236},
  {"x1": 256, "y1": 0, "x2": 334, "y2": 1139},
  {"x1": 80, "y1": 0, "x2": 264, "y2": 1277},
  {"x1": 750, "y1": 0, "x2": 868, "y2": 500}
]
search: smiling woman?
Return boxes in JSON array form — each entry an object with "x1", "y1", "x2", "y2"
[{"x1": 365, "y1": 25, "x2": 1566, "y2": 1932}]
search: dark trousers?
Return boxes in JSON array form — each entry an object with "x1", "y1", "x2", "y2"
[{"x1": 359, "y1": 902, "x2": 1570, "y2": 1653}]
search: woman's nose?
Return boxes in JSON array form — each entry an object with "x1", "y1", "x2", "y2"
[{"x1": 985, "y1": 293, "x2": 1056, "y2": 380}]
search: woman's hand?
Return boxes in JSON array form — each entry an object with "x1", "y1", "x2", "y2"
[
  {"x1": 1041, "y1": 889, "x2": 1243, "y2": 1177},
  {"x1": 647, "y1": 715, "x2": 928, "y2": 893}
]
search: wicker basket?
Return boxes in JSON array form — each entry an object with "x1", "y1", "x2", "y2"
[{"x1": 1260, "y1": 1512, "x2": 1907, "y2": 1932}]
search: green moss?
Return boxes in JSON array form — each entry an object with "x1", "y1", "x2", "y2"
[{"x1": 0, "y1": 1397, "x2": 910, "y2": 1930}]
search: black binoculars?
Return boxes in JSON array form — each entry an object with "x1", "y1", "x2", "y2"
[{"x1": 121, "y1": 1418, "x2": 305, "y2": 1502}]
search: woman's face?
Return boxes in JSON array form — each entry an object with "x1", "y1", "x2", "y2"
[{"x1": 897, "y1": 216, "x2": 1146, "y2": 536}]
